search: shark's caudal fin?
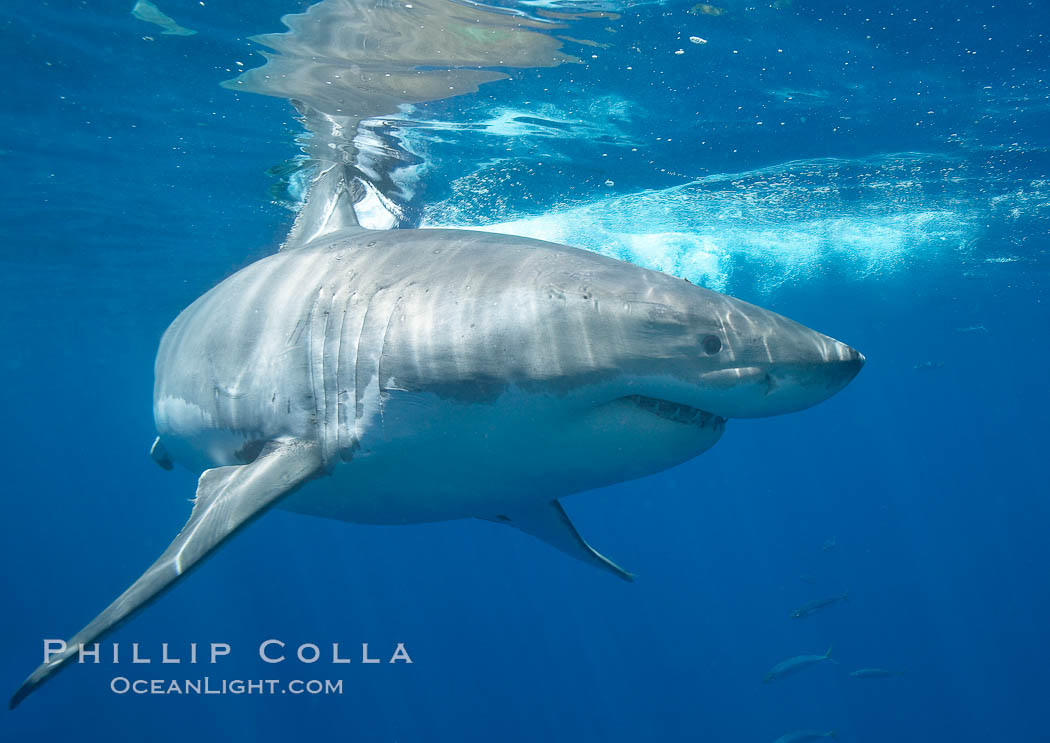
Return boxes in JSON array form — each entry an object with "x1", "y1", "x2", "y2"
[
  {"x1": 483, "y1": 500, "x2": 634, "y2": 582},
  {"x1": 9, "y1": 439, "x2": 322, "y2": 709}
]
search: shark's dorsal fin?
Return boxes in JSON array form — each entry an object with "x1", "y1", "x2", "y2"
[
  {"x1": 9, "y1": 438, "x2": 323, "y2": 709},
  {"x1": 483, "y1": 500, "x2": 634, "y2": 582},
  {"x1": 283, "y1": 163, "x2": 367, "y2": 249}
]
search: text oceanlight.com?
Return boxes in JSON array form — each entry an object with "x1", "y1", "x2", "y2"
[{"x1": 110, "y1": 677, "x2": 345, "y2": 696}]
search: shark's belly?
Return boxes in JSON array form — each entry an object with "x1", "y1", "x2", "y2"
[{"x1": 278, "y1": 386, "x2": 725, "y2": 524}]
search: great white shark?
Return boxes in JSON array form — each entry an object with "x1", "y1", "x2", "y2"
[{"x1": 10, "y1": 165, "x2": 863, "y2": 707}]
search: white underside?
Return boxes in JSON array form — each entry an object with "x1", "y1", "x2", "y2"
[
  {"x1": 286, "y1": 386, "x2": 722, "y2": 523},
  {"x1": 165, "y1": 384, "x2": 724, "y2": 525}
]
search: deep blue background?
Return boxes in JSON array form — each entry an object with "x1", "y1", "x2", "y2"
[{"x1": 1, "y1": 1, "x2": 1047, "y2": 741}]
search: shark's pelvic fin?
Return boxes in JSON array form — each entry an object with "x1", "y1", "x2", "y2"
[
  {"x1": 8, "y1": 438, "x2": 322, "y2": 709},
  {"x1": 283, "y1": 163, "x2": 367, "y2": 249},
  {"x1": 487, "y1": 500, "x2": 634, "y2": 582}
]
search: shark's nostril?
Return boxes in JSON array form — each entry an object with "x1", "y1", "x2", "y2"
[
  {"x1": 846, "y1": 346, "x2": 865, "y2": 372},
  {"x1": 841, "y1": 353, "x2": 864, "y2": 383},
  {"x1": 835, "y1": 344, "x2": 865, "y2": 372}
]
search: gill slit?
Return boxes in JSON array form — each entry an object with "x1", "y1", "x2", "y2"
[
  {"x1": 376, "y1": 294, "x2": 404, "y2": 432},
  {"x1": 305, "y1": 287, "x2": 326, "y2": 462},
  {"x1": 353, "y1": 287, "x2": 382, "y2": 434}
]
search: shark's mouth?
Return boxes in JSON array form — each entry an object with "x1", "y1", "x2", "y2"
[{"x1": 625, "y1": 395, "x2": 726, "y2": 429}]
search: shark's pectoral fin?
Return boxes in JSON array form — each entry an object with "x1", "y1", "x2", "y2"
[
  {"x1": 9, "y1": 438, "x2": 322, "y2": 709},
  {"x1": 484, "y1": 500, "x2": 634, "y2": 582}
]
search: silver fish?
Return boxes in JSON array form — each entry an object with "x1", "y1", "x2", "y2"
[
  {"x1": 791, "y1": 591, "x2": 849, "y2": 619},
  {"x1": 131, "y1": 0, "x2": 196, "y2": 36},
  {"x1": 773, "y1": 730, "x2": 837, "y2": 743},
  {"x1": 764, "y1": 646, "x2": 835, "y2": 682},
  {"x1": 850, "y1": 667, "x2": 905, "y2": 678}
]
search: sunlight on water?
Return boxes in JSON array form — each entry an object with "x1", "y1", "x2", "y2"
[
  {"x1": 402, "y1": 97, "x2": 634, "y2": 141},
  {"x1": 434, "y1": 204, "x2": 974, "y2": 292},
  {"x1": 423, "y1": 154, "x2": 990, "y2": 291}
]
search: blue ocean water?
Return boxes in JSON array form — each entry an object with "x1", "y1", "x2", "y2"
[{"x1": 1, "y1": 0, "x2": 1047, "y2": 740}]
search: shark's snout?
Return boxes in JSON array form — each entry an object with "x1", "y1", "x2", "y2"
[
  {"x1": 844, "y1": 346, "x2": 865, "y2": 377},
  {"x1": 832, "y1": 342, "x2": 865, "y2": 388},
  {"x1": 824, "y1": 342, "x2": 865, "y2": 386},
  {"x1": 756, "y1": 339, "x2": 864, "y2": 417},
  {"x1": 679, "y1": 305, "x2": 865, "y2": 419}
]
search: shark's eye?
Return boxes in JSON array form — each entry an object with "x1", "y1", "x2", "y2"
[{"x1": 702, "y1": 335, "x2": 722, "y2": 355}]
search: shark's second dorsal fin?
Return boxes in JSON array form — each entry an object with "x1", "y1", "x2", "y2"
[{"x1": 283, "y1": 163, "x2": 367, "y2": 249}]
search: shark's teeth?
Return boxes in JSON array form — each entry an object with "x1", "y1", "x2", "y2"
[{"x1": 624, "y1": 395, "x2": 725, "y2": 428}]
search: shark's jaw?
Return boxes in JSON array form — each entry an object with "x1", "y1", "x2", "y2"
[{"x1": 623, "y1": 394, "x2": 727, "y2": 431}]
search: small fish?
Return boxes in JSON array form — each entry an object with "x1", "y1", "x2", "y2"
[
  {"x1": 687, "y1": 3, "x2": 726, "y2": 16},
  {"x1": 791, "y1": 591, "x2": 848, "y2": 619},
  {"x1": 913, "y1": 360, "x2": 944, "y2": 371},
  {"x1": 955, "y1": 324, "x2": 987, "y2": 333},
  {"x1": 850, "y1": 667, "x2": 906, "y2": 678},
  {"x1": 764, "y1": 646, "x2": 835, "y2": 683},
  {"x1": 131, "y1": 0, "x2": 197, "y2": 36},
  {"x1": 821, "y1": 537, "x2": 837, "y2": 551},
  {"x1": 773, "y1": 730, "x2": 837, "y2": 743},
  {"x1": 768, "y1": 88, "x2": 831, "y2": 101}
]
